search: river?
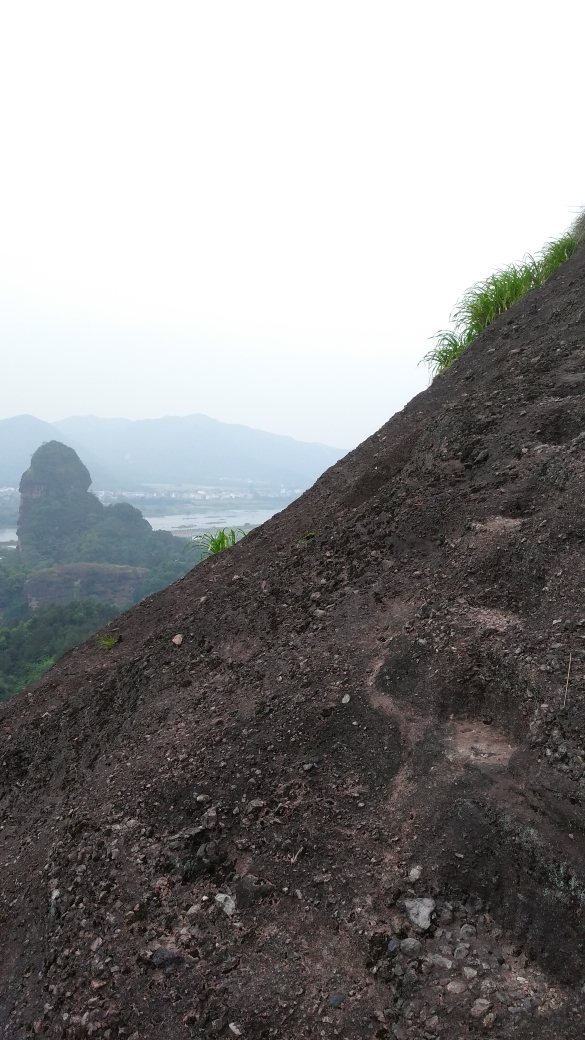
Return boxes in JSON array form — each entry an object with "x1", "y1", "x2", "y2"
[
  {"x1": 145, "y1": 506, "x2": 281, "y2": 535},
  {"x1": 0, "y1": 506, "x2": 283, "y2": 545}
]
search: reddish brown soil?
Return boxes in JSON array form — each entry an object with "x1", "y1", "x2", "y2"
[{"x1": 3, "y1": 250, "x2": 585, "y2": 1039}]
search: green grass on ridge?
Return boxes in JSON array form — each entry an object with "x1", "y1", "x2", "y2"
[{"x1": 425, "y1": 212, "x2": 585, "y2": 376}]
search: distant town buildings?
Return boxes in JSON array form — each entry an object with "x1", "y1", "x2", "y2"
[{"x1": 95, "y1": 485, "x2": 302, "y2": 505}]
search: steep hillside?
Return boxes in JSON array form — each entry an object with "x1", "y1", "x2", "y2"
[{"x1": 3, "y1": 248, "x2": 585, "y2": 1038}]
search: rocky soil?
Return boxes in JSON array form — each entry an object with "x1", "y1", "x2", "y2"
[{"x1": 3, "y1": 248, "x2": 585, "y2": 1038}]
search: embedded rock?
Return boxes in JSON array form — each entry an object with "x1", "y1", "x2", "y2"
[{"x1": 405, "y1": 897, "x2": 436, "y2": 932}]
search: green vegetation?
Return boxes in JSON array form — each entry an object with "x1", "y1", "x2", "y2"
[
  {"x1": 99, "y1": 633, "x2": 118, "y2": 649},
  {"x1": 18, "y1": 442, "x2": 186, "y2": 573},
  {"x1": 425, "y1": 212, "x2": 585, "y2": 375},
  {"x1": 0, "y1": 600, "x2": 117, "y2": 701},
  {"x1": 0, "y1": 440, "x2": 195, "y2": 702},
  {"x1": 0, "y1": 553, "x2": 29, "y2": 624},
  {"x1": 191, "y1": 528, "x2": 246, "y2": 556},
  {"x1": 16, "y1": 441, "x2": 189, "y2": 599}
]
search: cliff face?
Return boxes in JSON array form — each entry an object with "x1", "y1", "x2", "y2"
[{"x1": 3, "y1": 251, "x2": 585, "y2": 1037}]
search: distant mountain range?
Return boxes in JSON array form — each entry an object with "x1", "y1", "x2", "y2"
[{"x1": 0, "y1": 414, "x2": 346, "y2": 491}]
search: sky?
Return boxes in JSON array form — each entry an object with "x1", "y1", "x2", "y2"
[{"x1": 1, "y1": 1, "x2": 584, "y2": 450}]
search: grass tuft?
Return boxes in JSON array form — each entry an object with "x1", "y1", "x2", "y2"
[
  {"x1": 99, "y1": 633, "x2": 118, "y2": 649},
  {"x1": 424, "y1": 213, "x2": 584, "y2": 376},
  {"x1": 191, "y1": 528, "x2": 246, "y2": 556}
]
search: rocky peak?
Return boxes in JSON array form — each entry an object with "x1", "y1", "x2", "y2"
[{"x1": 19, "y1": 439, "x2": 92, "y2": 497}]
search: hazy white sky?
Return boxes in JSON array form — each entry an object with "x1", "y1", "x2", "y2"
[{"x1": 1, "y1": 1, "x2": 584, "y2": 448}]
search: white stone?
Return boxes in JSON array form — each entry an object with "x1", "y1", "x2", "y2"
[
  {"x1": 404, "y1": 896, "x2": 435, "y2": 931},
  {"x1": 214, "y1": 893, "x2": 236, "y2": 916}
]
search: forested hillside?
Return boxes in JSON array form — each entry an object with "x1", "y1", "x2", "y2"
[{"x1": 0, "y1": 441, "x2": 191, "y2": 700}]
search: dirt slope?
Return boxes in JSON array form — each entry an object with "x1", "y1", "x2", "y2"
[{"x1": 3, "y1": 249, "x2": 585, "y2": 1039}]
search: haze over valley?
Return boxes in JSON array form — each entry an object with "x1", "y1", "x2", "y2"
[
  {"x1": 0, "y1": 412, "x2": 345, "y2": 491},
  {"x1": 0, "y1": 412, "x2": 346, "y2": 534}
]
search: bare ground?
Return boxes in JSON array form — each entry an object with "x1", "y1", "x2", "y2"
[{"x1": 4, "y1": 249, "x2": 585, "y2": 1037}]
